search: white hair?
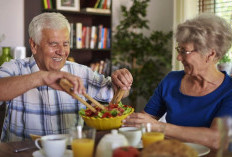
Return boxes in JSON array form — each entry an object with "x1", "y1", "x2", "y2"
[{"x1": 28, "y1": 12, "x2": 70, "y2": 45}]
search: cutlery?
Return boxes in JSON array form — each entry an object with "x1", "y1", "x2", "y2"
[
  {"x1": 14, "y1": 146, "x2": 36, "y2": 153},
  {"x1": 59, "y1": 78, "x2": 106, "y2": 112},
  {"x1": 110, "y1": 89, "x2": 125, "y2": 104}
]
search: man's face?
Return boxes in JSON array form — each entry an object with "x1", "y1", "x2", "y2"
[{"x1": 32, "y1": 28, "x2": 70, "y2": 71}]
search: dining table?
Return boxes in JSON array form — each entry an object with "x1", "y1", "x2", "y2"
[{"x1": 0, "y1": 130, "x2": 221, "y2": 157}]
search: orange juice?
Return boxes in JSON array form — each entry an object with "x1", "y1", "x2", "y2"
[
  {"x1": 142, "y1": 132, "x2": 164, "y2": 148},
  {"x1": 71, "y1": 138, "x2": 94, "y2": 157}
]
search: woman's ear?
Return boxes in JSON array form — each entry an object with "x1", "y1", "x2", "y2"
[
  {"x1": 29, "y1": 38, "x2": 38, "y2": 55},
  {"x1": 206, "y1": 49, "x2": 216, "y2": 63}
]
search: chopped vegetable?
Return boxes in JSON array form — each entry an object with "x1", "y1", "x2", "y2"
[{"x1": 79, "y1": 102, "x2": 132, "y2": 118}]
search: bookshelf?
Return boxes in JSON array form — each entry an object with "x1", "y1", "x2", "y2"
[{"x1": 24, "y1": 0, "x2": 112, "y2": 76}]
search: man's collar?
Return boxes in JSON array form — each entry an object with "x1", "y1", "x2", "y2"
[{"x1": 29, "y1": 55, "x2": 40, "y2": 73}]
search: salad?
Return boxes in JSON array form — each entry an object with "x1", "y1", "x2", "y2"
[{"x1": 79, "y1": 102, "x2": 132, "y2": 118}]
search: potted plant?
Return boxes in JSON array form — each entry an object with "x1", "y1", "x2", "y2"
[
  {"x1": 217, "y1": 54, "x2": 232, "y2": 75},
  {"x1": 112, "y1": 0, "x2": 172, "y2": 108}
]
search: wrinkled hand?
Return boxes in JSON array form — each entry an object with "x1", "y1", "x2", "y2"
[
  {"x1": 111, "y1": 68, "x2": 133, "y2": 90},
  {"x1": 122, "y1": 112, "x2": 158, "y2": 128},
  {"x1": 42, "y1": 71, "x2": 86, "y2": 94}
]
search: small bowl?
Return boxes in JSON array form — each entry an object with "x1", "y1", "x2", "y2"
[
  {"x1": 118, "y1": 127, "x2": 142, "y2": 147},
  {"x1": 81, "y1": 108, "x2": 134, "y2": 130}
]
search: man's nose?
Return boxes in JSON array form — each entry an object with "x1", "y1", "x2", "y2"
[{"x1": 56, "y1": 45, "x2": 65, "y2": 55}]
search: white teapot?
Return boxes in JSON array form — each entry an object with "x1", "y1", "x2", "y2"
[{"x1": 96, "y1": 129, "x2": 129, "y2": 157}]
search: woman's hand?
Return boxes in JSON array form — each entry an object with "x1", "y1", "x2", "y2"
[{"x1": 123, "y1": 112, "x2": 159, "y2": 128}]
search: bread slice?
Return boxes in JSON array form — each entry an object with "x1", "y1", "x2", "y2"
[{"x1": 140, "y1": 139, "x2": 198, "y2": 157}]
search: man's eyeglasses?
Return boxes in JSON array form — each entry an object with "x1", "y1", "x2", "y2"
[{"x1": 175, "y1": 46, "x2": 197, "y2": 56}]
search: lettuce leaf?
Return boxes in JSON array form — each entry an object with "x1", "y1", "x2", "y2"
[
  {"x1": 123, "y1": 107, "x2": 132, "y2": 114},
  {"x1": 79, "y1": 109, "x2": 85, "y2": 116}
]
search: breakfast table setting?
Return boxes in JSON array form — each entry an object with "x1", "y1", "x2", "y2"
[
  {"x1": 0, "y1": 130, "x2": 222, "y2": 157},
  {"x1": 0, "y1": 79, "x2": 231, "y2": 157}
]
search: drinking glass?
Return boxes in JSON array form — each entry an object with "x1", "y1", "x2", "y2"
[
  {"x1": 217, "y1": 117, "x2": 232, "y2": 157},
  {"x1": 141, "y1": 123, "x2": 165, "y2": 148},
  {"x1": 70, "y1": 125, "x2": 96, "y2": 157}
]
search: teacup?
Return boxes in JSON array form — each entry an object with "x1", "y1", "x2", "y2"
[
  {"x1": 118, "y1": 127, "x2": 142, "y2": 147},
  {"x1": 35, "y1": 134, "x2": 67, "y2": 157}
]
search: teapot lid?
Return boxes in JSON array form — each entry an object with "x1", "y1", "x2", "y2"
[
  {"x1": 104, "y1": 129, "x2": 126, "y2": 139},
  {"x1": 99, "y1": 129, "x2": 128, "y2": 144}
]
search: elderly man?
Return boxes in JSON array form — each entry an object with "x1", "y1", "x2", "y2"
[{"x1": 0, "y1": 12, "x2": 133, "y2": 142}]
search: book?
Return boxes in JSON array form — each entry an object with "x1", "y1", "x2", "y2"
[
  {"x1": 98, "y1": 25, "x2": 103, "y2": 49},
  {"x1": 43, "y1": 0, "x2": 48, "y2": 9},
  {"x1": 82, "y1": 26, "x2": 87, "y2": 48},
  {"x1": 98, "y1": 0, "x2": 105, "y2": 9},
  {"x1": 103, "y1": 0, "x2": 107, "y2": 9},
  {"x1": 94, "y1": 0, "x2": 101, "y2": 8},
  {"x1": 47, "y1": 0, "x2": 51, "y2": 9},
  {"x1": 98, "y1": 60, "x2": 105, "y2": 74},
  {"x1": 103, "y1": 27, "x2": 108, "y2": 48},
  {"x1": 102, "y1": 59, "x2": 111, "y2": 76},
  {"x1": 100, "y1": 27, "x2": 105, "y2": 48},
  {"x1": 76, "y1": 23, "x2": 82, "y2": 49},
  {"x1": 85, "y1": 26, "x2": 91, "y2": 49},
  {"x1": 90, "y1": 26, "x2": 97, "y2": 49},
  {"x1": 82, "y1": 8, "x2": 111, "y2": 14},
  {"x1": 50, "y1": 0, "x2": 53, "y2": 9}
]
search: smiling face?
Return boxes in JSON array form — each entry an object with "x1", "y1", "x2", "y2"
[
  {"x1": 30, "y1": 27, "x2": 70, "y2": 71},
  {"x1": 176, "y1": 43, "x2": 209, "y2": 75}
]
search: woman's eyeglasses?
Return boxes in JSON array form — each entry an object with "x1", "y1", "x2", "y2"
[{"x1": 175, "y1": 46, "x2": 197, "y2": 56}]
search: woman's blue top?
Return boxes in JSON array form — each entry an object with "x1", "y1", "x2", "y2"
[{"x1": 144, "y1": 71, "x2": 232, "y2": 127}]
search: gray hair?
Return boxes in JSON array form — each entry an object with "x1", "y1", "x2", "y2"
[
  {"x1": 176, "y1": 13, "x2": 232, "y2": 60},
  {"x1": 28, "y1": 12, "x2": 70, "y2": 45}
]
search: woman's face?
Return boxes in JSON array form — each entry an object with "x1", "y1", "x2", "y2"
[
  {"x1": 176, "y1": 43, "x2": 208, "y2": 75},
  {"x1": 31, "y1": 27, "x2": 70, "y2": 71}
]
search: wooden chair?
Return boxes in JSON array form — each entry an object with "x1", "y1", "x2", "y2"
[{"x1": 0, "y1": 102, "x2": 6, "y2": 133}]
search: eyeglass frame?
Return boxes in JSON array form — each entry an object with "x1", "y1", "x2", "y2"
[{"x1": 175, "y1": 46, "x2": 197, "y2": 56}]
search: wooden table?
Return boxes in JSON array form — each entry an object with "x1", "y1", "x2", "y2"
[
  {"x1": 0, "y1": 131, "x2": 219, "y2": 157},
  {"x1": 0, "y1": 130, "x2": 109, "y2": 157}
]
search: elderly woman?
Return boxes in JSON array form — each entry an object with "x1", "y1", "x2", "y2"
[{"x1": 123, "y1": 13, "x2": 232, "y2": 149}]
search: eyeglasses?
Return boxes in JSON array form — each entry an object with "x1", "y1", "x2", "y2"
[{"x1": 175, "y1": 46, "x2": 197, "y2": 56}]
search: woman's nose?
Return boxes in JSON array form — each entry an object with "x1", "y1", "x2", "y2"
[{"x1": 176, "y1": 53, "x2": 183, "y2": 61}]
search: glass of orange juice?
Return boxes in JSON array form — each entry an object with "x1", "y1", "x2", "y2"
[
  {"x1": 70, "y1": 125, "x2": 96, "y2": 157},
  {"x1": 141, "y1": 123, "x2": 165, "y2": 148}
]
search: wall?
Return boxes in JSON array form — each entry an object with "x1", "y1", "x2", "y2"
[
  {"x1": 0, "y1": 0, "x2": 24, "y2": 50},
  {"x1": 112, "y1": 0, "x2": 173, "y2": 34}
]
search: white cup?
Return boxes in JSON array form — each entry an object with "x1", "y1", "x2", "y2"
[
  {"x1": 118, "y1": 127, "x2": 142, "y2": 147},
  {"x1": 35, "y1": 134, "x2": 67, "y2": 157}
]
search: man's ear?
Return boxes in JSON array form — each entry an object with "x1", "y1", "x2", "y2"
[{"x1": 29, "y1": 38, "x2": 38, "y2": 55}]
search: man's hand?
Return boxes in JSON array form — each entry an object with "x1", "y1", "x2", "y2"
[
  {"x1": 42, "y1": 71, "x2": 86, "y2": 94},
  {"x1": 111, "y1": 68, "x2": 133, "y2": 90}
]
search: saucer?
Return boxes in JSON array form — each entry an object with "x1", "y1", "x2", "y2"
[{"x1": 32, "y1": 149, "x2": 72, "y2": 157}]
